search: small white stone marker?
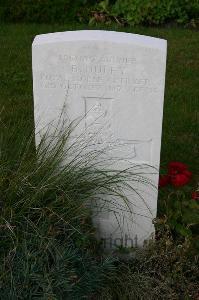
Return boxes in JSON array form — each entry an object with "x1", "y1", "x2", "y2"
[{"x1": 32, "y1": 30, "x2": 167, "y2": 249}]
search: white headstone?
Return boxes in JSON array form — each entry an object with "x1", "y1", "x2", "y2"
[{"x1": 32, "y1": 30, "x2": 167, "y2": 249}]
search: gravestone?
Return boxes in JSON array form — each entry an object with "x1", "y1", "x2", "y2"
[{"x1": 32, "y1": 30, "x2": 167, "y2": 249}]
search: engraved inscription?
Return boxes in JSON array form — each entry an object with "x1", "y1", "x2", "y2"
[
  {"x1": 39, "y1": 53, "x2": 158, "y2": 94},
  {"x1": 84, "y1": 97, "x2": 114, "y2": 144},
  {"x1": 58, "y1": 54, "x2": 137, "y2": 64},
  {"x1": 82, "y1": 96, "x2": 152, "y2": 163},
  {"x1": 109, "y1": 139, "x2": 152, "y2": 162},
  {"x1": 88, "y1": 139, "x2": 152, "y2": 163}
]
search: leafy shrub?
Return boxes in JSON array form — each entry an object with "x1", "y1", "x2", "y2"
[
  {"x1": 1, "y1": 0, "x2": 199, "y2": 25},
  {"x1": 157, "y1": 189, "x2": 199, "y2": 253},
  {"x1": 92, "y1": 0, "x2": 199, "y2": 26},
  {"x1": 113, "y1": 0, "x2": 199, "y2": 25}
]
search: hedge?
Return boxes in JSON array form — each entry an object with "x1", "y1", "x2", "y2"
[
  {"x1": 111, "y1": 0, "x2": 199, "y2": 25},
  {"x1": 0, "y1": 0, "x2": 198, "y2": 25}
]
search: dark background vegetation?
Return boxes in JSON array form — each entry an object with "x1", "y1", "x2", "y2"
[{"x1": 0, "y1": 0, "x2": 199, "y2": 26}]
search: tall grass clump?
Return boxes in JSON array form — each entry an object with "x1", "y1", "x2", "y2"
[
  {"x1": 1, "y1": 110, "x2": 198, "y2": 299},
  {"x1": 0, "y1": 109, "x2": 156, "y2": 299}
]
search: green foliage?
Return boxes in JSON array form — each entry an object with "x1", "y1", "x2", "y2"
[
  {"x1": 93, "y1": 0, "x2": 199, "y2": 26},
  {"x1": 1, "y1": 0, "x2": 198, "y2": 25},
  {"x1": 0, "y1": 122, "x2": 113, "y2": 298},
  {"x1": 0, "y1": 122, "x2": 119, "y2": 298},
  {"x1": 157, "y1": 189, "x2": 199, "y2": 253},
  {"x1": 0, "y1": 237, "x2": 115, "y2": 299},
  {"x1": 0, "y1": 104, "x2": 155, "y2": 298}
]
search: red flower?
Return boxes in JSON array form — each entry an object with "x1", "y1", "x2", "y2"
[
  {"x1": 183, "y1": 170, "x2": 192, "y2": 179},
  {"x1": 168, "y1": 161, "x2": 188, "y2": 174},
  {"x1": 171, "y1": 173, "x2": 190, "y2": 187},
  {"x1": 168, "y1": 161, "x2": 192, "y2": 187},
  {"x1": 159, "y1": 174, "x2": 170, "y2": 187},
  {"x1": 192, "y1": 191, "x2": 199, "y2": 201},
  {"x1": 159, "y1": 161, "x2": 192, "y2": 188}
]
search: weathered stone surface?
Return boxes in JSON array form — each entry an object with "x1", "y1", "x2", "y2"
[{"x1": 32, "y1": 30, "x2": 167, "y2": 249}]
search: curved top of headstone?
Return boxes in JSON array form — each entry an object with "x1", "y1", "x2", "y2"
[{"x1": 32, "y1": 30, "x2": 167, "y2": 51}]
